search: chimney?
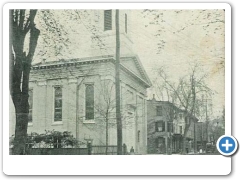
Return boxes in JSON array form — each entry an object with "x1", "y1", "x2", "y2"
[
  {"x1": 152, "y1": 94, "x2": 156, "y2": 101},
  {"x1": 41, "y1": 58, "x2": 46, "y2": 64}
]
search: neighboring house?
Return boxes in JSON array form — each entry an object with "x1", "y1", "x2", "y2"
[
  {"x1": 196, "y1": 118, "x2": 224, "y2": 151},
  {"x1": 147, "y1": 95, "x2": 198, "y2": 154},
  {"x1": 9, "y1": 10, "x2": 152, "y2": 154},
  {"x1": 208, "y1": 118, "x2": 225, "y2": 142}
]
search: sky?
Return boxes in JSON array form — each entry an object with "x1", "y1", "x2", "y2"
[
  {"x1": 31, "y1": 9, "x2": 225, "y2": 119},
  {"x1": 131, "y1": 10, "x2": 225, "y2": 119}
]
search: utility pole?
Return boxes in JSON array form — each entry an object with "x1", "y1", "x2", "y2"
[
  {"x1": 206, "y1": 98, "x2": 209, "y2": 143},
  {"x1": 193, "y1": 115, "x2": 196, "y2": 153},
  {"x1": 192, "y1": 76, "x2": 196, "y2": 153},
  {"x1": 193, "y1": 87, "x2": 196, "y2": 153},
  {"x1": 76, "y1": 84, "x2": 80, "y2": 141},
  {"x1": 202, "y1": 95, "x2": 211, "y2": 147},
  {"x1": 115, "y1": 9, "x2": 122, "y2": 155},
  {"x1": 165, "y1": 119, "x2": 168, "y2": 155},
  {"x1": 201, "y1": 122, "x2": 203, "y2": 151}
]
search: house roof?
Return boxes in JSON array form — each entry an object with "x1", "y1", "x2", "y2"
[
  {"x1": 31, "y1": 55, "x2": 152, "y2": 88},
  {"x1": 147, "y1": 99, "x2": 199, "y2": 122}
]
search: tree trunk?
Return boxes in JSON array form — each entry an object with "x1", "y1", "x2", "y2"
[
  {"x1": 182, "y1": 116, "x2": 191, "y2": 154},
  {"x1": 12, "y1": 53, "x2": 32, "y2": 154},
  {"x1": 182, "y1": 136, "x2": 186, "y2": 154},
  {"x1": 10, "y1": 9, "x2": 40, "y2": 154},
  {"x1": 181, "y1": 76, "x2": 196, "y2": 155},
  {"x1": 12, "y1": 103, "x2": 29, "y2": 154}
]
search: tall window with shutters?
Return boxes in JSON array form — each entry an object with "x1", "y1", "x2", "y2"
[
  {"x1": 54, "y1": 87, "x2": 62, "y2": 122},
  {"x1": 85, "y1": 84, "x2": 94, "y2": 120},
  {"x1": 28, "y1": 89, "x2": 33, "y2": 123},
  {"x1": 104, "y1": 10, "x2": 112, "y2": 31}
]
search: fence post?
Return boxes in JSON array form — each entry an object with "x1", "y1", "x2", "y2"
[
  {"x1": 87, "y1": 141, "x2": 92, "y2": 155},
  {"x1": 123, "y1": 143, "x2": 127, "y2": 155},
  {"x1": 130, "y1": 146, "x2": 135, "y2": 155}
]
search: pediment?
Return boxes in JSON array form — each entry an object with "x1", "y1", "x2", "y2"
[{"x1": 120, "y1": 55, "x2": 152, "y2": 87}]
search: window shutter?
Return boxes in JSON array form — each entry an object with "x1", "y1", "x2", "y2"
[
  {"x1": 162, "y1": 121, "x2": 165, "y2": 132},
  {"x1": 104, "y1": 10, "x2": 112, "y2": 31}
]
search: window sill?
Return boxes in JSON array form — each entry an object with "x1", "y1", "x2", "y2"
[
  {"x1": 83, "y1": 120, "x2": 95, "y2": 124},
  {"x1": 52, "y1": 121, "x2": 63, "y2": 126}
]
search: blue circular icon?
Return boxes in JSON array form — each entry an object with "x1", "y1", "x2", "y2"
[{"x1": 216, "y1": 135, "x2": 238, "y2": 156}]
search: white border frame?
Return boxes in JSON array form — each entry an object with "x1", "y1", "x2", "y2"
[{"x1": 3, "y1": 3, "x2": 231, "y2": 175}]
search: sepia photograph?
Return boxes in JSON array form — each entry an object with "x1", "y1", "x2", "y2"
[{"x1": 8, "y1": 7, "x2": 225, "y2": 156}]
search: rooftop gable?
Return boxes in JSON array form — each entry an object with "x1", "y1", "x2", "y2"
[
  {"x1": 147, "y1": 99, "x2": 199, "y2": 122},
  {"x1": 31, "y1": 55, "x2": 152, "y2": 88},
  {"x1": 120, "y1": 55, "x2": 152, "y2": 87}
]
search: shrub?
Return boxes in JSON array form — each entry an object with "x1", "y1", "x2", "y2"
[{"x1": 10, "y1": 130, "x2": 85, "y2": 149}]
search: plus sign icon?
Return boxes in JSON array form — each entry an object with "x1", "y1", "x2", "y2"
[{"x1": 216, "y1": 135, "x2": 238, "y2": 156}]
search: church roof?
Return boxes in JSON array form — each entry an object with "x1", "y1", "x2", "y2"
[{"x1": 32, "y1": 54, "x2": 152, "y2": 88}]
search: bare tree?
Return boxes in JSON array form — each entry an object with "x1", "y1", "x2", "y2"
[
  {"x1": 155, "y1": 64, "x2": 212, "y2": 154},
  {"x1": 94, "y1": 78, "x2": 139, "y2": 154},
  {"x1": 94, "y1": 79, "x2": 116, "y2": 154}
]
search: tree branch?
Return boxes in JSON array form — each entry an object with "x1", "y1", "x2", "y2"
[
  {"x1": 26, "y1": 26, "x2": 40, "y2": 62},
  {"x1": 24, "y1": 10, "x2": 38, "y2": 33},
  {"x1": 19, "y1": 10, "x2": 25, "y2": 30},
  {"x1": 14, "y1": 10, "x2": 19, "y2": 26}
]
